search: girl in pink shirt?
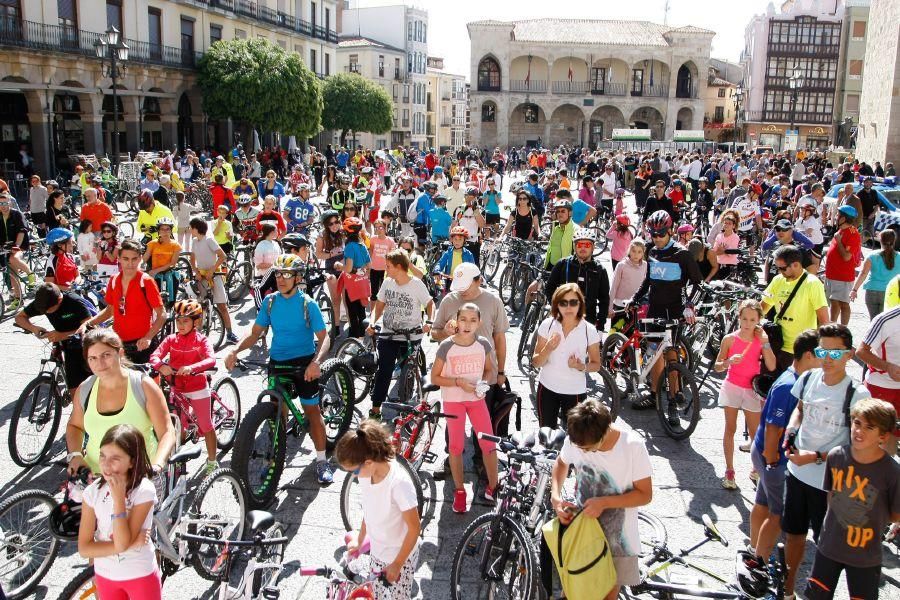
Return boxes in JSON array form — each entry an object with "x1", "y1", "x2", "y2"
[
  {"x1": 578, "y1": 177, "x2": 596, "y2": 207},
  {"x1": 712, "y1": 300, "x2": 776, "y2": 490},
  {"x1": 606, "y1": 214, "x2": 635, "y2": 270},
  {"x1": 430, "y1": 303, "x2": 499, "y2": 513},
  {"x1": 713, "y1": 209, "x2": 740, "y2": 278},
  {"x1": 368, "y1": 219, "x2": 396, "y2": 299}
]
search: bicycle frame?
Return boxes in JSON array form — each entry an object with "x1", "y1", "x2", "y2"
[
  {"x1": 614, "y1": 321, "x2": 680, "y2": 385},
  {"x1": 153, "y1": 467, "x2": 194, "y2": 563},
  {"x1": 164, "y1": 378, "x2": 237, "y2": 442}
]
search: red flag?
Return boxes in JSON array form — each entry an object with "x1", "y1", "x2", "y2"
[{"x1": 568, "y1": 60, "x2": 574, "y2": 82}]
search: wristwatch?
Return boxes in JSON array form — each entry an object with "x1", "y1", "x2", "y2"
[
  {"x1": 815, "y1": 451, "x2": 824, "y2": 465},
  {"x1": 66, "y1": 451, "x2": 83, "y2": 463}
]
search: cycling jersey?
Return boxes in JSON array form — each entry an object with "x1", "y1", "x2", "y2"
[
  {"x1": 283, "y1": 197, "x2": 315, "y2": 232},
  {"x1": 235, "y1": 207, "x2": 261, "y2": 241},
  {"x1": 632, "y1": 240, "x2": 701, "y2": 317},
  {"x1": 731, "y1": 195, "x2": 760, "y2": 232},
  {"x1": 330, "y1": 189, "x2": 353, "y2": 211}
]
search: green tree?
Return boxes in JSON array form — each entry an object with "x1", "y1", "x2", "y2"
[
  {"x1": 321, "y1": 73, "x2": 393, "y2": 146},
  {"x1": 197, "y1": 38, "x2": 322, "y2": 138}
]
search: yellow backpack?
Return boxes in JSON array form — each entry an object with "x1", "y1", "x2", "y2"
[{"x1": 542, "y1": 511, "x2": 617, "y2": 600}]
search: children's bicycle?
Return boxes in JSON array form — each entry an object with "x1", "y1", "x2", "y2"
[{"x1": 155, "y1": 368, "x2": 242, "y2": 452}]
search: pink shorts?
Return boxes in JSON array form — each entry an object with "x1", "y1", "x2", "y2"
[
  {"x1": 444, "y1": 399, "x2": 497, "y2": 456},
  {"x1": 718, "y1": 379, "x2": 763, "y2": 412},
  {"x1": 95, "y1": 571, "x2": 162, "y2": 600}
]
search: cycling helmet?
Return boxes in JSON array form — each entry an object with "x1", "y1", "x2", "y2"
[
  {"x1": 282, "y1": 233, "x2": 311, "y2": 250},
  {"x1": 698, "y1": 176, "x2": 708, "y2": 183},
  {"x1": 573, "y1": 228, "x2": 596, "y2": 243},
  {"x1": 422, "y1": 181, "x2": 438, "y2": 191},
  {"x1": 615, "y1": 214, "x2": 631, "y2": 227},
  {"x1": 296, "y1": 183, "x2": 311, "y2": 193},
  {"x1": 433, "y1": 194, "x2": 447, "y2": 204},
  {"x1": 749, "y1": 184, "x2": 763, "y2": 196},
  {"x1": 338, "y1": 174, "x2": 351, "y2": 184},
  {"x1": 238, "y1": 194, "x2": 254, "y2": 205},
  {"x1": 433, "y1": 166, "x2": 443, "y2": 173},
  {"x1": 46, "y1": 227, "x2": 74, "y2": 246},
  {"x1": 671, "y1": 179, "x2": 683, "y2": 187},
  {"x1": 771, "y1": 185, "x2": 782, "y2": 195},
  {"x1": 735, "y1": 550, "x2": 769, "y2": 598},
  {"x1": 273, "y1": 253, "x2": 305, "y2": 271},
  {"x1": 615, "y1": 187, "x2": 626, "y2": 197},
  {"x1": 349, "y1": 352, "x2": 377, "y2": 376},
  {"x1": 343, "y1": 217, "x2": 364, "y2": 234},
  {"x1": 646, "y1": 210, "x2": 673, "y2": 231},
  {"x1": 173, "y1": 299, "x2": 203, "y2": 319},
  {"x1": 450, "y1": 226, "x2": 469, "y2": 238},
  {"x1": 361, "y1": 166, "x2": 373, "y2": 174},
  {"x1": 554, "y1": 200, "x2": 573, "y2": 211},
  {"x1": 677, "y1": 223, "x2": 695, "y2": 234},
  {"x1": 155, "y1": 216, "x2": 175, "y2": 229},
  {"x1": 837, "y1": 204, "x2": 858, "y2": 219},
  {"x1": 320, "y1": 209, "x2": 339, "y2": 224},
  {"x1": 464, "y1": 186, "x2": 480, "y2": 197},
  {"x1": 100, "y1": 220, "x2": 118, "y2": 233},
  {"x1": 49, "y1": 500, "x2": 82, "y2": 541}
]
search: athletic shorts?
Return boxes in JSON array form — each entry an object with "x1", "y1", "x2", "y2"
[
  {"x1": 718, "y1": 379, "x2": 764, "y2": 412},
  {"x1": 485, "y1": 213, "x2": 501, "y2": 225},
  {"x1": 780, "y1": 471, "x2": 827, "y2": 541},
  {"x1": 199, "y1": 275, "x2": 227, "y2": 305},
  {"x1": 750, "y1": 445, "x2": 786, "y2": 516},
  {"x1": 824, "y1": 278, "x2": 853, "y2": 303},
  {"x1": 268, "y1": 355, "x2": 319, "y2": 404},
  {"x1": 806, "y1": 549, "x2": 881, "y2": 600}
]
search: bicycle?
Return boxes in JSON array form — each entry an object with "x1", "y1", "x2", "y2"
[
  {"x1": 178, "y1": 510, "x2": 290, "y2": 600},
  {"x1": 628, "y1": 511, "x2": 787, "y2": 600},
  {"x1": 155, "y1": 368, "x2": 242, "y2": 453},
  {"x1": 602, "y1": 315, "x2": 701, "y2": 440},
  {"x1": 0, "y1": 243, "x2": 37, "y2": 319},
  {"x1": 299, "y1": 549, "x2": 394, "y2": 600},
  {"x1": 231, "y1": 357, "x2": 356, "y2": 508}
]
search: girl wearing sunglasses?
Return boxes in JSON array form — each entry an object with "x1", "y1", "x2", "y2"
[
  {"x1": 713, "y1": 209, "x2": 740, "y2": 280},
  {"x1": 499, "y1": 192, "x2": 539, "y2": 241}
]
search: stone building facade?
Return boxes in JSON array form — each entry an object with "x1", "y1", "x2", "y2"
[
  {"x1": 855, "y1": 0, "x2": 900, "y2": 163},
  {"x1": 466, "y1": 19, "x2": 713, "y2": 150}
]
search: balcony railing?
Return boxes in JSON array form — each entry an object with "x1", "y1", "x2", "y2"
[
  {"x1": 630, "y1": 85, "x2": 669, "y2": 98},
  {"x1": 0, "y1": 19, "x2": 201, "y2": 68},
  {"x1": 765, "y1": 75, "x2": 836, "y2": 92},
  {"x1": 674, "y1": 84, "x2": 699, "y2": 99},
  {"x1": 552, "y1": 80, "x2": 589, "y2": 94},
  {"x1": 198, "y1": 0, "x2": 337, "y2": 43},
  {"x1": 742, "y1": 109, "x2": 832, "y2": 125},
  {"x1": 767, "y1": 41, "x2": 839, "y2": 58},
  {"x1": 590, "y1": 82, "x2": 626, "y2": 96},
  {"x1": 346, "y1": 64, "x2": 360, "y2": 73},
  {"x1": 509, "y1": 79, "x2": 547, "y2": 93}
]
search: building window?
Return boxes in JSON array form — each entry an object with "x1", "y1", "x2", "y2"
[
  {"x1": 849, "y1": 59, "x2": 863, "y2": 79},
  {"x1": 481, "y1": 102, "x2": 496, "y2": 123},
  {"x1": 349, "y1": 54, "x2": 359, "y2": 73},
  {"x1": 180, "y1": 17, "x2": 194, "y2": 65},
  {"x1": 477, "y1": 57, "x2": 501, "y2": 91},
  {"x1": 631, "y1": 69, "x2": 644, "y2": 96},
  {"x1": 590, "y1": 67, "x2": 607, "y2": 93},
  {"x1": 394, "y1": 58, "x2": 401, "y2": 79},
  {"x1": 210, "y1": 24, "x2": 222, "y2": 45},
  {"x1": 852, "y1": 20, "x2": 866, "y2": 39},
  {"x1": 422, "y1": 23, "x2": 427, "y2": 43},
  {"x1": 392, "y1": 85, "x2": 398, "y2": 100},
  {"x1": 58, "y1": 0, "x2": 77, "y2": 31},
  {"x1": 846, "y1": 93, "x2": 860, "y2": 113},
  {"x1": 106, "y1": 0, "x2": 122, "y2": 30},
  {"x1": 235, "y1": 28, "x2": 246, "y2": 39},
  {"x1": 717, "y1": 88, "x2": 726, "y2": 98},
  {"x1": 714, "y1": 106, "x2": 725, "y2": 122},
  {"x1": 523, "y1": 104, "x2": 538, "y2": 124},
  {"x1": 407, "y1": 21, "x2": 412, "y2": 41},
  {"x1": 378, "y1": 55, "x2": 384, "y2": 77},
  {"x1": 325, "y1": 7, "x2": 330, "y2": 32},
  {"x1": 147, "y1": 7, "x2": 161, "y2": 57},
  {"x1": 324, "y1": 53, "x2": 330, "y2": 75},
  {"x1": 277, "y1": 39, "x2": 286, "y2": 49},
  {"x1": 310, "y1": 48, "x2": 317, "y2": 73}
]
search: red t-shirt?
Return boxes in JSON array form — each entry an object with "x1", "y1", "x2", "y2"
[
  {"x1": 80, "y1": 202, "x2": 114, "y2": 229},
  {"x1": 824, "y1": 226, "x2": 861, "y2": 282},
  {"x1": 104, "y1": 271, "x2": 164, "y2": 342}
]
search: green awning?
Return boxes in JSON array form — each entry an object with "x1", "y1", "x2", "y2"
[
  {"x1": 612, "y1": 128, "x2": 651, "y2": 141},
  {"x1": 674, "y1": 130, "x2": 706, "y2": 142}
]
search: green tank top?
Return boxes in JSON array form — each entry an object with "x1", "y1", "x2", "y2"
[{"x1": 82, "y1": 372, "x2": 158, "y2": 474}]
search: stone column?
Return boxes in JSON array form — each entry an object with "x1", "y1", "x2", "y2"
[
  {"x1": 83, "y1": 113, "x2": 105, "y2": 158},
  {"x1": 27, "y1": 113, "x2": 53, "y2": 177},
  {"x1": 161, "y1": 114, "x2": 177, "y2": 150}
]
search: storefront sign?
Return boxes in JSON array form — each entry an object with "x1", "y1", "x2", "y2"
[{"x1": 761, "y1": 124, "x2": 782, "y2": 133}]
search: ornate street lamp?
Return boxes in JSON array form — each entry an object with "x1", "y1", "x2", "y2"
[
  {"x1": 94, "y1": 26, "x2": 129, "y2": 168},
  {"x1": 788, "y1": 65, "x2": 803, "y2": 140},
  {"x1": 732, "y1": 82, "x2": 744, "y2": 155}
]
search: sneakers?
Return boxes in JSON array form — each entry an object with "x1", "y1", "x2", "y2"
[
  {"x1": 453, "y1": 488, "x2": 468, "y2": 513},
  {"x1": 26, "y1": 273, "x2": 36, "y2": 286},
  {"x1": 7, "y1": 298, "x2": 20, "y2": 312},
  {"x1": 316, "y1": 460, "x2": 335, "y2": 485},
  {"x1": 739, "y1": 441, "x2": 751, "y2": 453},
  {"x1": 367, "y1": 409, "x2": 382, "y2": 422},
  {"x1": 722, "y1": 469, "x2": 738, "y2": 490},
  {"x1": 749, "y1": 469, "x2": 760, "y2": 485},
  {"x1": 206, "y1": 460, "x2": 219, "y2": 475},
  {"x1": 484, "y1": 484, "x2": 499, "y2": 503},
  {"x1": 630, "y1": 392, "x2": 655, "y2": 410},
  {"x1": 225, "y1": 331, "x2": 240, "y2": 345}
]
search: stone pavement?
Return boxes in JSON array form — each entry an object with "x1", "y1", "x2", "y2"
[{"x1": 0, "y1": 181, "x2": 897, "y2": 599}]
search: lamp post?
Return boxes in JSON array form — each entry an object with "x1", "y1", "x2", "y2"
[
  {"x1": 44, "y1": 82, "x2": 55, "y2": 176},
  {"x1": 94, "y1": 26, "x2": 129, "y2": 168},
  {"x1": 788, "y1": 65, "x2": 802, "y2": 150},
  {"x1": 732, "y1": 82, "x2": 743, "y2": 155}
]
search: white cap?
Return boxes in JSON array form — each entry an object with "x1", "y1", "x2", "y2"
[{"x1": 450, "y1": 262, "x2": 481, "y2": 292}]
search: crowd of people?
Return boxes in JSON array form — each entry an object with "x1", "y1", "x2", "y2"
[{"x1": 1, "y1": 140, "x2": 899, "y2": 600}]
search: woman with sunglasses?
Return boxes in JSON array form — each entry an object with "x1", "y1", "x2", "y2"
[
  {"x1": 713, "y1": 209, "x2": 741, "y2": 280},
  {"x1": 531, "y1": 284, "x2": 602, "y2": 430},
  {"x1": 316, "y1": 210, "x2": 345, "y2": 325},
  {"x1": 256, "y1": 169, "x2": 285, "y2": 202},
  {"x1": 499, "y1": 191, "x2": 539, "y2": 241}
]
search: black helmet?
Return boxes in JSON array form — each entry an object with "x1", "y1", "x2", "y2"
[
  {"x1": 735, "y1": 550, "x2": 770, "y2": 598},
  {"x1": 320, "y1": 209, "x2": 339, "y2": 224},
  {"x1": 282, "y1": 233, "x2": 311, "y2": 250},
  {"x1": 49, "y1": 500, "x2": 82, "y2": 540}
]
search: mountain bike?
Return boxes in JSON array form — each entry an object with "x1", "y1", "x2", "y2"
[
  {"x1": 231, "y1": 357, "x2": 355, "y2": 508},
  {"x1": 156, "y1": 369, "x2": 242, "y2": 452}
]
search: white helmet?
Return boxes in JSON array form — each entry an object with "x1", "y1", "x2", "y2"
[{"x1": 573, "y1": 228, "x2": 596, "y2": 243}]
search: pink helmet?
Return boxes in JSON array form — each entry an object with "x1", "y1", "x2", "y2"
[{"x1": 676, "y1": 223, "x2": 695, "y2": 234}]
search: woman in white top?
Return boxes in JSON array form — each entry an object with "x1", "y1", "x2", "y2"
[
  {"x1": 795, "y1": 201, "x2": 824, "y2": 250},
  {"x1": 253, "y1": 222, "x2": 281, "y2": 275},
  {"x1": 531, "y1": 283, "x2": 602, "y2": 429}
]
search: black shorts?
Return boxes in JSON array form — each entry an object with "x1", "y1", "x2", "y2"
[
  {"x1": 806, "y1": 549, "x2": 881, "y2": 600},
  {"x1": 268, "y1": 355, "x2": 319, "y2": 404},
  {"x1": 536, "y1": 383, "x2": 585, "y2": 429},
  {"x1": 485, "y1": 213, "x2": 501, "y2": 225},
  {"x1": 780, "y1": 471, "x2": 828, "y2": 541}
]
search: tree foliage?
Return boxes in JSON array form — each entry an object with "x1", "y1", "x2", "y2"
[
  {"x1": 321, "y1": 73, "x2": 393, "y2": 144},
  {"x1": 197, "y1": 38, "x2": 322, "y2": 138}
]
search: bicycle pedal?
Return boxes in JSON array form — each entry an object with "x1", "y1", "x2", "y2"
[{"x1": 262, "y1": 588, "x2": 280, "y2": 600}]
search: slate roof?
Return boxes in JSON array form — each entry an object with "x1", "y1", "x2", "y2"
[
  {"x1": 337, "y1": 36, "x2": 405, "y2": 54},
  {"x1": 468, "y1": 19, "x2": 715, "y2": 46}
]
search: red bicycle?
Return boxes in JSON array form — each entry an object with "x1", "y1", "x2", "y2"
[{"x1": 155, "y1": 368, "x2": 243, "y2": 452}]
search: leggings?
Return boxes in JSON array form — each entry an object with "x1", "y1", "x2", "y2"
[
  {"x1": 864, "y1": 289, "x2": 885, "y2": 321},
  {"x1": 806, "y1": 549, "x2": 881, "y2": 600},
  {"x1": 370, "y1": 268, "x2": 385, "y2": 300},
  {"x1": 536, "y1": 383, "x2": 585, "y2": 429},
  {"x1": 344, "y1": 290, "x2": 367, "y2": 338},
  {"x1": 444, "y1": 399, "x2": 497, "y2": 456},
  {"x1": 95, "y1": 571, "x2": 162, "y2": 600},
  {"x1": 370, "y1": 547, "x2": 420, "y2": 600}
]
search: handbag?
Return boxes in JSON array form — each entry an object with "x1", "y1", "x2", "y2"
[
  {"x1": 339, "y1": 271, "x2": 372, "y2": 303},
  {"x1": 761, "y1": 271, "x2": 808, "y2": 354}
]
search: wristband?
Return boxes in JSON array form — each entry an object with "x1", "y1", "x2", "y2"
[
  {"x1": 110, "y1": 512, "x2": 127, "y2": 520},
  {"x1": 66, "y1": 451, "x2": 84, "y2": 463}
]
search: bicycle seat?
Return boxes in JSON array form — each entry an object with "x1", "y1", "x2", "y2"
[
  {"x1": 167, "y1": 445, "x2": 202, "y2": 465},
  {"x1": 422, "y1": 383, "x2": 440, "y2": 393},
  {"x1": 702, "y1": 514, "x2": 728, "y2": 546},
  {"x1": 247, "y1": 510, "x2": 275, "y2": 533},
  {"x1": 538, "y1": 427, "x2": 567, "y2": 451},
  {"x1": 381, "y1": 401, "x2": 416, "y2": 414}
]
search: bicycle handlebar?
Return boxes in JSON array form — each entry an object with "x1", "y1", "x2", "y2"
[
  {"x1": 381, "y1": 401, "x2": 457, "y2": 420},
  {"x1": 179, "y1": 532, "x2": 290, "y2": 547}
]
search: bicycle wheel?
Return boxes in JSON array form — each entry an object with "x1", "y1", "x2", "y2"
[
  {"x1": 56, "y1": 565, "x2": 96, "y2": 600},
  {"x1": 203, "y1": 302, "x2": 226, "y2": 351},
  {"x1": 517, "y1": 303, "x2": 542, "y2": 376},
  {"x1": 8, "y1": 374, "x2": 62, "y2": 467},
  {"x1": 118, "y1": 221, "x2": 135, "y2": 240},
  {"x1": 211, "y1": 376, "x2": 241, "y2": 451},
  {"x1": 498, "y1": 265, "x2": 515, "y2": 306},
  {"x1": 231, "y1": 393, "x2": 287, "y2": 509},
  {"x1": 316, "y1": 287, "x2": 337, "y2": 340},
  {"x1": 402, "y1": 401, "x2": 439, "y2": 471},
  {"x1": 340, "y1": 455, "x2": 423, "y2": 532},
  {"x1": 398, "y1": 361, "x2": 422, "y2": 406},
  {"x1": 595, "y1": 367, "x2": 622, "y2": 423},
  {"x1": 226, "y1": 260, "x2": 253, "y2": 304},
  {"x1": 450, "y1": 512, "x2": 541, "y2": 600},
  {"x1": 655, "y1": 362, "x2": 701, "y2": 440},
  {"x1": 637, "y1": 510, "x2": 668, "y2": 562},
  {"x1": 0, "y1": 489, "x2": 60, "y2": 600},
  {"x1": 188, "y1": 467, "x2": 248, "y2": 580},
  {"x1": 510, "y1": 268, "x2": 528, "y2": 313},
  {"x1": 318, "y1": 359, "x2": 356, "y2": 450},
  {"x1": 334, "y1": 336, "x2": 375, "y2": 402},
  {"x1": 0, "y1": 286, "x2": 6, "y2": 321},
  {"x1": 687, "y1": 318, "x2": 714, "y2": 360},
  {"x1": 251, "y1": 522, "x2": 287, "y2": 596},
  {"x1": 482, "y1": 243, "x2": 502, "y2": 282},
  {"x1": 602, "y1": 332, "x2": 634, "y2": 394}
]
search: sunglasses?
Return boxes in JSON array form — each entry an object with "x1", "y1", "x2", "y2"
[
  {"x1": 814, "y1": 347, "x2": 852, "y2": 360},
  {"x1": 118, "y1": 297, "x2": 126, "y2": 316},
  {"x1": 274, "y1": 271, "x2": 297, "y2": 279},
  {"x1": 649, "y1": 229, "x2": 668, "y2": 238},
  {"x1": 775, "y1": 264, "x2": 790, "y2": 272},
  {"x1": 575, "y1": 241, "x2": 593, "y2": 249},
  {"x1": 774, "y1": 225, "x2": 792, "y2": 232},
  {"x1": 102, "y1": 228, "x2": 115, "y2": 234},
  {"x1": 0, "y1": 202, "x2": 10, "y2": 208},
  {"x1": 558, "y1": 298, "x2": 581, "y2": 307}
]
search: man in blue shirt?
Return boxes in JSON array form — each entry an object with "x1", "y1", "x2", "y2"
[
  {"x1": 747, "y1": 328, "x2": 819, "y2": 570},
  {"x1": 523, "y1": 172, "x2": 545, "y2": 220},
  {"x1": 336, "y1": 147, "x2": 350, "y2": 171},
  {"x1": 429, "y1": 194, "x2": 452, "y2": 243},
  {"x1": 412, "y1": 181, "x2": 438, "y2": 245},
  {"x1": 282, "y1": 184, "x2": 316, "y2": 234},
  {"x1": 225, "y1": 253, "x2": 335, "y2": 483},
  {"x1": 561, "y1": 189, "x2": 596, "y2": 226}
]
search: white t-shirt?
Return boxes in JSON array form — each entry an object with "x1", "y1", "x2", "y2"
[
  {"x1": 863, "y1": 307, "x2": 900, "y2": 389},
  {"x1": 559, "y1": 430, "x2": 652, "y2": 558},
  {"x1": 82, "y1": 477, "x2": 157, "y2": 580},
  {"x1": 599, "y1": 171, "x2": 617, "y2": 198},
  {"x1": 254, "y1": 239, "x2": 281, "y2": 269},
  {"x1": 359, "y1": 460, "x2": 420, "y2": 564},
  {"x1": 536, "y1": 317, "x2": 601, "y2": 394},
  {"x1": 732, "y1": 195, "x2": 759, "y2": 232},
  {"x1": 788, "y1": 369, "x2": 870, "y2": 488},
  {"x1": 795, "y1": 214, "x2": 824, "y2": 244},
  {"x1": 376, "y1": 277, "x2": 432, "y2": 341},
  {"x1": 455, "y1": 205, "x2": 480, "y2": 240},
  {"x1": 78, "y1": 234, "x2": 98, "y2": 267}
]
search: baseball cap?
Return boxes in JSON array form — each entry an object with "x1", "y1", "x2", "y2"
[
  {"x1": 774, "y1": 219, "x2": 793, "y2": 231},
  {"x1": 450, "y1": 262, "x2": 481, "y2": 292}
]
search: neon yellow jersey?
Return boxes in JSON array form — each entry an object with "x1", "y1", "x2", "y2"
[
  {"x1": 83, "y1": 375, "x2": 157, "y2": 474},
  {"x1": 137, "y1": 203, "x2": 178, "y2": 240},
  {"x1": 885, "y1": 274, "x2": 900, "y2": 312}
]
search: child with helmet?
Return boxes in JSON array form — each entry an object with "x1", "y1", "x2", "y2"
[
  {"x1": 150, "y1": 299, "x2": 218, "y2": 473},
  {"x1": 434, "y1": 227, "x2": 476, "y2": 292},
  {"x1": 45, "y1": 227, "x2": 80, "y2": 291}
]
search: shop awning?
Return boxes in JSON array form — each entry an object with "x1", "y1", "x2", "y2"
[
  {"x1": 674, "y1": 130, "x2": 706, "y2": 142},
  {"x1": 612, "y1": 128, "x2": 651, "y2": 141}
]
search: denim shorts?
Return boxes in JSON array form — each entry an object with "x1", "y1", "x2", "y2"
[{"x1": 750, "y1": 445, "x2": 786, "y2": 516}]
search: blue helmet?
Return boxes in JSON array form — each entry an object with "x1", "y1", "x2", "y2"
[
  {"x1": 434, "y1": 166, "x2": 443, "y2": 173},
  {"x1": 46, "y1": 227, "x2": 74, "y2": 246},
  {"x1": 771, "y1": 185, "x2": 782, "y2": 195},
  {"x1": 837, "y1": 205, "x2": 858, "y2": 219}
]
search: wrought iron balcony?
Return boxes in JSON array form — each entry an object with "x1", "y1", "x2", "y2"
[
  {"x1": 196, "y1": 0, "x2": 338, "y2": 43},
  {"x1": 552, "y1": 80, "x2": 589, "y2": 94},
  {"x1": 767, "y1": 41, "x2": 839, "y2": 58},
  {"x1": 0, "y1": 19, "x2": 201, "y2": 68},
  {"x1": 630, "y1": 84, "x2": 669, "y2": 98},
  {"x1": 590, "y1": 82, "x2": 626, "y2": 96},
  {"x1": 509, "y1": 79, "x2": 546, "y2": 93},
  {"x1": 741, "y1": 109, "x2": 832, "y2": 125}
]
